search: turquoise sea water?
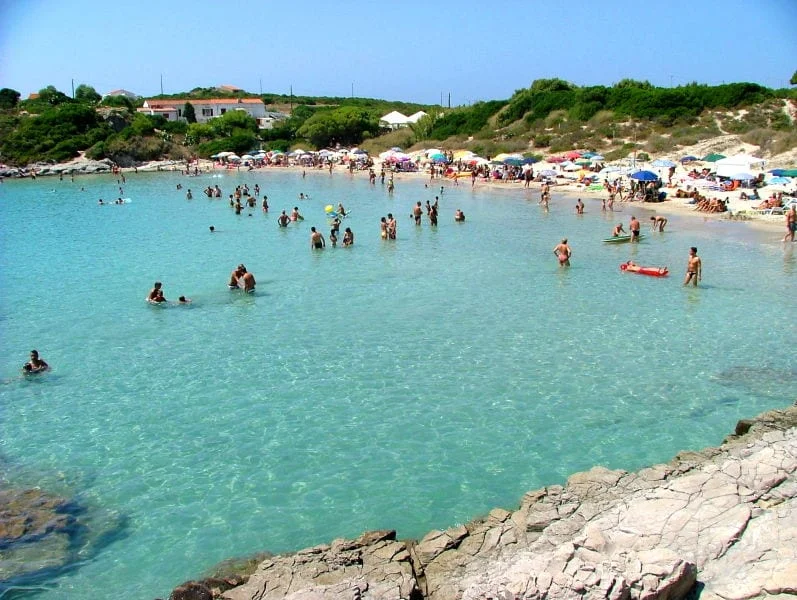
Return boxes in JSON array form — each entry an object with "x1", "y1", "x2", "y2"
[{"x1": 0, "y1": 169, "x2": 794, "y2": 599}]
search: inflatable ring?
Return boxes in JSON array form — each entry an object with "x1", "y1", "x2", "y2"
[{"x1": 325, "y1": 205, "x2": 334, "y2": 213}]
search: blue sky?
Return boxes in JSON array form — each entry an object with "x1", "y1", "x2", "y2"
[{"x1": 1, "y1": 0, "x2": 795, "y2": 105}]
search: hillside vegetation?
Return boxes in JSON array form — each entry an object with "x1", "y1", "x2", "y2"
[{"x1": 0, "y1": 79, "x2": 794, "y2": 167}]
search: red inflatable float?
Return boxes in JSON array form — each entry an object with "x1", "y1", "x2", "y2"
[{"x1": 620, "y1": 262, "x2": 669, "y2": 277}]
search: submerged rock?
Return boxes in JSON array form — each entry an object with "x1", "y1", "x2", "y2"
[{"x1": 195, "y1": 404, "x2": 797, "y2": 600}]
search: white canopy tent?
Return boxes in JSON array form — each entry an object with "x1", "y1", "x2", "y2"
[{"x1": 714, "y1": 154, "x2": 766, "y2": 178}]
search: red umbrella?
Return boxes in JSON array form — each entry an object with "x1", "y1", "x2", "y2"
[
  {"x1": 565, "y1": 151, "x2": 582, "y2": 160},
  {"x1": 548, "y1": 156, "x2": 566, "y2": 163}
]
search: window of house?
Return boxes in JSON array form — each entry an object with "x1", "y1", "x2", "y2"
[
  {"x1": 220, "y1": 108, "x2": 226, "y2": 114},
  {"x1": 202, "y1": 108, "x2": 213, "y2": 117}
]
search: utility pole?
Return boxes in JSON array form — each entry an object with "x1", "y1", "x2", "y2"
[
  {"x1": 440, "y1": 91, "x2": 443, "y2": 106},
  {"x1": 71, "y1": 78, "x2": 74, "y2": 98},
  {"x1": 259, "y1": 78, "x2": 262, "y2": 95},
  {"x1": 160, "y1": 74, "x2": 164, "y2": 95},
  {"x1": 290, "y1": 85, "x2": 293, "y2": 112},
  {"x1": 448, "y1": 92, "x2": 450, "y2": 109},
  {"x1": 351, "y1": 82, "x2": 354, "y2": 99}
]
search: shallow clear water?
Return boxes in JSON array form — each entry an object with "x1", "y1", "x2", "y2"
[{"x1": 0, "y1": 170, "x2": 794, "y2": 599}]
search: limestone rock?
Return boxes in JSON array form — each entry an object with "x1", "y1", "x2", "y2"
[{"x1": 204, "y1": 405, "x2": 797, "y2": 600}]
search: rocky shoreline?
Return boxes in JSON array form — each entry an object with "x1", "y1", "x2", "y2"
[{"x1": 166, "y1": 404, "x2": 797, "y2": 600}]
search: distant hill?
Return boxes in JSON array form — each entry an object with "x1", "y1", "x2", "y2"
[{"x1": 0, "y1": 80, "x2": 794, "y2": 167}]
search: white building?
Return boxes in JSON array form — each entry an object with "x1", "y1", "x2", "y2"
[
  {"x1": 138, "y1": 98, "x2": 268, "y2": 126},
  {"x1": 407, "y1": 111, "x2": 428, "y2": 123}
]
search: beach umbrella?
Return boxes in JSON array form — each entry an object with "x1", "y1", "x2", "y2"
[
  {"x1": 599, "y1": 166, "x2": 621, "y2": 175},
  {"x1": 453, "y1": 150, "x2": 474, "y2": 160},
  {"x1": 227, "y1": 155, "x2": 241, "y2": 162},
  {"x1": 767, "y1": 176, "x2": 792, "y2": 185},
  {"x1": 503, "y1": 158, "x2": 523, "y2": 166},
  {"x1": 575, "y1": 158, "x2": 592, "y2": 166},
  {"x1": 730, "y1": 172, "x2": 756, "y2": 181},
  {"x1": 241, "y1": 154, "x2": 254, "y2": 160},
  {"x1": 776, "y1": 169, "x2": 797, "y2": 177},
  {"x1": 589, "y1": 154, "x2": 605, "y2": 162},
  {"x1": 548, "y1": 156, "x2": 566, "y2": 163},
  {"x1": 580, "y1": 151, "x2": 596, "y2": 158},
  {"x1": 630, "y1": 170, "x2": 658, "y2": 181},
  {"x1": 680, "y1": 155, "x2": 698, "y2": 163},
  {"x1": 702, "y1": 153, "x2": 726, "y2": 162},
  {"x1": 563, "y1": 163, "x2": 581, "y2": 171},
  {"x1": 431, "y1": 154, "x2": 449, "y2": 163},
  {"x1": 390, "y1": 146, "x2": 403, "y2": 152},
  {"x1": 540, "y1": 169, "x2": 557, "y2": 177},
  {"x1": 652, "y1": 159, "x2": 677, "y2": 168},
  {"x1": 522, "y1": 157, "x2": 537, "y2": 164},
  {"x1": 425, "y1": 148, "x2": 441, "y2": 156},
  {"x1": 564, "y1": 151, "x2": 582, "y2": 159}
]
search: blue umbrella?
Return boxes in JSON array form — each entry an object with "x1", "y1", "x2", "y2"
[
  {"x1": 680, "y1": 156, "x2": 698, "y2": 163},
  {"x1": 730, "y1": 172, "x2": 756, "y2": 181},
  {"x1": 768, "y1": 176, "x2": 792, "y2": 185},
  {"x1": 580, "y1": 152, "x2": 596, "y2": 158},
  {"x1": 769, "y1": 169, "x2": 786, "y2": 176},
  {"x1": 630, "y1": 170, "x2": 659, "y2": 181},
  {"x1": 503, "y1": 158, "x2": 523, "y2": 166},
  {"x1": 521, "y1": 157, "x2": 537, "y2": 164},
  {"x1": 652, "y1": 159, "x2": 676, "y2": 168}
]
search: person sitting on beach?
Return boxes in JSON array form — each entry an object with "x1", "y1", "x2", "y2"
[
  {"x1": 278, "y1": 211, "x2": 291, "y2": 227},
  {"x1": 23, "y1": 350, "x2": 49, "y2": 373},
  {"x1": 612, "y1": 223, "x2": 625, "y2": 237},
  {"x1": 454, "y1": 209, "x2": 465, "y2": 222}
]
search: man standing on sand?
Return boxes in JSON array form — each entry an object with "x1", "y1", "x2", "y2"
[
  {"x1": 629, "y1": 215, "x2": 641, "y2": 242},
  {"x1": 683, "y1": 247, "x2": 702, "y2": 286},
  {"x1": 553, "y1": 239, "x2": 572, "y2": 267},
  {"x1": 783, "y1": 205, "x2": 796, "y2": 243}
]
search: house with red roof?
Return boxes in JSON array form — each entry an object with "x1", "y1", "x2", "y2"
[{"x1": 138, "y1": 98, "x2": 268, "y2": 126}]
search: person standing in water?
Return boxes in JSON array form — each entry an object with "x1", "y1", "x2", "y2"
[
  {"x1": 553, "y1": 239, "x2": 572, "y2": 267},
  {"x1": 310, "y1": 227, "x2": 326, "y2": 249},
  {"x1": 683, "y1": 247, "x2": 702, "y2": 286}
]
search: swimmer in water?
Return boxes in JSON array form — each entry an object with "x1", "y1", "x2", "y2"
[
  {"x1": 148, "y1": 281, "x2": 165, "y2": 302},
  {"x1": 22, "y1": 350, "x2": 49, "y2": 373}
]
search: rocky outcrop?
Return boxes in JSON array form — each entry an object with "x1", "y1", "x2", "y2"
[
  {"x1": 171, "y1": 406, "x2": 797, "y2": 600},
  {"x1": 32, "y1": 157, "x2": 115, "y2": 176},
  {"x1": 0, "y1": 488, "x2": 76, "y2": 582}
]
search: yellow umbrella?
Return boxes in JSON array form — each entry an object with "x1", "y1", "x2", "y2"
[
  {"x1": 493, "y1": 153, "x2": 510, "y2": 162},
  {"x1": 453, "y1": 150, "x2": 474, "y2": 160}
]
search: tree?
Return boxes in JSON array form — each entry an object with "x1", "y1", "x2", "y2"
[
  {"x1": 38, "y1": 85, "x2": 72, "y2": 105},
  {"x1": 296, "y1": 106, "x2": 379, "y2": 148},
  {"x1": 183, "y1": 101, "x2": 196, "y2": 123},
  {"x1": 0, "y1": 88, "x2": 21, "y2": 109},
  {"x1": 75, "y1": 84, "x2": 101, "y2": 104},
  {"x1": 791, "y1": 70, "x2": 797, "y2": 86}
]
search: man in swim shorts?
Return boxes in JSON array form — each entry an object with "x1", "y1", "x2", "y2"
[
  {"x1": 413, "y1": 202, "x2": 423, "y2": 225},
  {"x1": 386, "y1": 214, "x2": 397, "y2": 239},
  {"x1": 683, "y1": 247, "x2": 702, "y2": 286},
  {"x1": 629, "y1": 215, "x2": 641, "y2": 241},
  {"x1": 310, "y1": 227, "x2": 325, "y2": 249},
  {"x1": 553, "y1": 238, "x2": 572, "y2": 267},
  {"x1": 277, "y1": 211, "x2": 290, "y2": 227},
  {"x1": 23, "y1": 350, "x2": 49, "y2": 373},
  {"x1": 612, "y1": 223, "x2": 625, "y2": 237}
]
